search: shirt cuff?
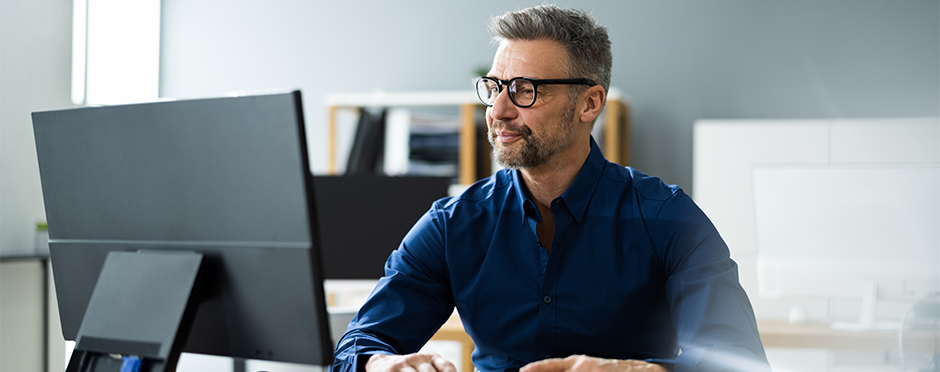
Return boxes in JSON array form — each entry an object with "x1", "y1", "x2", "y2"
[
  {"x1": 643, "y1": 358, "x2": 676, "y2": 372},
  {"x1": 355, "y1": 354, "x2": 370, "y2": 372}
]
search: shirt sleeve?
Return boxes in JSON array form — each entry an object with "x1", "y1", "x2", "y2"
[
  {"x1": 331, "y1": 204, "x2": 456, "y2": 372},
  {"x1": 648, "y1": 190, "x2": 771, "y2": 372}
]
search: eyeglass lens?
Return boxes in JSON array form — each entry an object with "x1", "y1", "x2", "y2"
[{"x1": 476, "y1": 78, "x2": 536, "y2": 107}]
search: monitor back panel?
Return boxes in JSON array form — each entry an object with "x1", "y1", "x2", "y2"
[{"x1": 33, "y1": 91, "x2": 333, "y2": 365}]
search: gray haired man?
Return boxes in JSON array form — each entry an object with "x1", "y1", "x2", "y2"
[{"x1": 332, "y1": 5, "x2": 770, "y2": 372}]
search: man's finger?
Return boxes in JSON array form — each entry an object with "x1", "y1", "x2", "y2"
[
  {"x1": 416, "y1": 361, "x2": 437, "y2": 372},
  {"x1": 431, "y1": 354, "x2": 457, "y2": 372},
  {"x1": 520, "y1": 358, "x2": 572, "y2": 372}
]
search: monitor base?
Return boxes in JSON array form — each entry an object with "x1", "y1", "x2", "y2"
[
  {"x1": 66, "y1": 251, "x2": 205, "y2": 372},
  {"x1": 829, "y1": 278, "x2": 902, "y2": 331}
]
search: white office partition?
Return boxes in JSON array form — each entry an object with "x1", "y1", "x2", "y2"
[
  {"x1": 753, "y1": 165, "x2": 940, "y2": 301},
  {"x1": 693, "y1": 117, "x2": 940, "y2": 321}
]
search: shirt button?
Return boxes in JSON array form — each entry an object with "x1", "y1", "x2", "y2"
[{"x1": 542, "y1": 295, "x2": 552, "y2": 304}]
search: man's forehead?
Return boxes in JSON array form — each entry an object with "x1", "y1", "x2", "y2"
[{"x1": 489, "y1": 39, "x2": 568, "y2": 79}]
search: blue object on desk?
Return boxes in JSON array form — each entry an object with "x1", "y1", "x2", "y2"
[{"x1": 120, "y1": 356, "x2": 141, "y2": 372}]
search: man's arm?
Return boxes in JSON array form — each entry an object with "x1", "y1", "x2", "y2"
[
  {"x1": 650, "y1": 190, "x2": 770, "y2": 372},
  {"x1": 332, "y1": 205, "x2": 458, "y2": 372}
]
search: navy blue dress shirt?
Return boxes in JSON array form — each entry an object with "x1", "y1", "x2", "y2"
[{"x1": 332, "y1": 138, "x2": 769, "y2": 372}]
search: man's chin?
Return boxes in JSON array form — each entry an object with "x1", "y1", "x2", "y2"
[
  {"x1": 493, "y1": 149, "x2": 522, "y2": 170},
  {"x1": 493, "y1": 143, "x2": 515, "y2": 159},
  {"x1": 495, "y1": 151, "x2": 543, "y2": 170}
]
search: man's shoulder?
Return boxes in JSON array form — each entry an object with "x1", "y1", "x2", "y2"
[{"x1": 602, "y1": 164, "x2": 682, "y2": 202}]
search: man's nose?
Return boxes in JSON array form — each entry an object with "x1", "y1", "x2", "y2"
[{"x1": 488, "y1": 87, "x2": 518, "y2": 122}]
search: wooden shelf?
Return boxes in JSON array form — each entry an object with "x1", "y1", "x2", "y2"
[{"x1": 325, "y1": 88, "x2": 629, "y2": 185}]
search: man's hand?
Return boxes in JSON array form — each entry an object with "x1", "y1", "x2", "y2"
[
  {"x1": 365, "y1": 353, "x2": 458, "y2": 372},
  {"x1": 521, "y1": 355, "x2": 668, "y2": 372}
]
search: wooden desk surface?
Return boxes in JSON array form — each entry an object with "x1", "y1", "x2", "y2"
[
  {"x1": 431, "y1": 314, "x2": 475, "y2": 372},
  {"x1": 431, "y1": 315, "x2": 938, "y2": 367},
  {"x1": 757, "y1": 319, "x2": 936, "y2": 352}
]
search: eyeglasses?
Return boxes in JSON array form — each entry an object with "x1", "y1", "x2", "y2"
[{"x1": 475, "y1": 76, "x2": 597, "y2": 108}]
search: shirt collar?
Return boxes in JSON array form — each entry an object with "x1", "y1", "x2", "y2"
[
  {"x1": 512, "y1": 136, "x2": 607, "y2": 225},
  {"x1": 511, "y1": 168, "x2": 535, "y2": 225}
]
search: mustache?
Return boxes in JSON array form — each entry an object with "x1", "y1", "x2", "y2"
[{"x1": 489, "y1": 120, "x2": 533, "y2": 137}]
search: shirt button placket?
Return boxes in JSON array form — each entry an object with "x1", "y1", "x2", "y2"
[{"x1": 538, "y1": 293, "x2": 555, "y2": 359}]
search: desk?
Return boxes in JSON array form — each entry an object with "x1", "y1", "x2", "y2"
[
  {"x1": 431, "y1": 314, "x2": 475, "y2": 372},
  {"x1": 0, "y1": 253, "x2": 50, "y2": 372},
  {"x1": 431, "y1": 315, "x2": 939, "y2": 372},
  {"x1": 757, "y1": 320, "x2": 936, "y2": 352}
]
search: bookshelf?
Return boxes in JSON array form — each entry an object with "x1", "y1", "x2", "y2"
[{"x1": 324, "y1": 88, "x2": 629, "y2": 185}]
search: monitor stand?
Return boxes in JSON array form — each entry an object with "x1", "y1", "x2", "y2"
[{"x1": 66, "y1": 250, "x2": 205, "y2": 372}]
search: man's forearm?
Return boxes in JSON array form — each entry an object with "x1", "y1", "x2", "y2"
[{"x1": 332, "y1": 331, "x2": 400, "y2": 372}]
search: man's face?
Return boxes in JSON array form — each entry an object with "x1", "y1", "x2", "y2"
[{"x1": 486, "y1": 39, "x2": 578, "y2": 170}]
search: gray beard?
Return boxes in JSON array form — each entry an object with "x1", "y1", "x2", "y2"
[{"x1": 488, "y1": 104, "x2": 576, "y2": 169}]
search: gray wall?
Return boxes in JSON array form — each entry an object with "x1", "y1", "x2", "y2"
[
  {"x1": 0, "y1": 0, "x2": 73, "y2": 253},
  {"x1": 161, "y1": 0, "x2": 939, "y2": 190}
]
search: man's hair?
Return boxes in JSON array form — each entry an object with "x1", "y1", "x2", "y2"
[{"x1": 489, "y1": 5, "x2": 612, "y2": 93}]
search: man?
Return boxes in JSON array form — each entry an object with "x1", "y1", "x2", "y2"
[{"x1": 333, "y1": 5, "x2": 769, "y2": 372}]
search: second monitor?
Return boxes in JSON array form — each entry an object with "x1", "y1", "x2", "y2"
[{"x1": 315, "y1": 175, "x2": 451, "y2": 280}]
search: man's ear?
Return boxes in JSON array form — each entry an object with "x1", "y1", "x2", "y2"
[{"x1": 578, "y1": 85, "x2": 606, "y2": 124}]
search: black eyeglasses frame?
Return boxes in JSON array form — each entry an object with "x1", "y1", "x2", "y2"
[{"x1": 475, "y1": 76, "x2": 597, "y2": 108}]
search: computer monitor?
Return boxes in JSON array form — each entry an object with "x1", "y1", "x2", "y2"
[
  {"x1": 32, "y1": 90, "x2": 333, "y2": 371},
  {"x1": 313, "y1": 175, "x2": 451, "y2": 280}
]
